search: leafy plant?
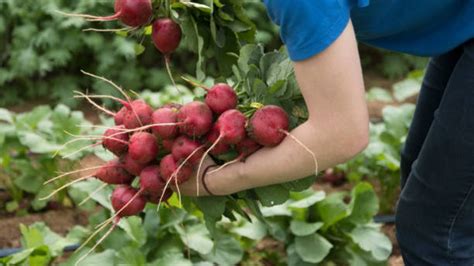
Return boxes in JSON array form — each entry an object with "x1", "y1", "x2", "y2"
[
  {"x1": 200, "y1": 183, "x2": 392, "y2": 265},
  {"x1": 0, "y1": 105, "x2": 93, "y2": 212},
  {"x1": 2, "y1": 182, "x2": 391, "y2": 265}
]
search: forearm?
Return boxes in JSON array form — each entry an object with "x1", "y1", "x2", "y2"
[{"x1": 207, "y1": 109, "x2": 368, "y2": 195}]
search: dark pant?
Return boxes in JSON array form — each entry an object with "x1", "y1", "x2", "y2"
[{"x1": 396, "y1": 39, "x2": 474, "y2": 265}]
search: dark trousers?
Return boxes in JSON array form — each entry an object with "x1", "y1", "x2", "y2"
[{"x1": 396, "y1": 39, "x2": 474, "y2": 265}]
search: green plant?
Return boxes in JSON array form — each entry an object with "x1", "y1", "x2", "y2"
[
  {"x1": 2, "y1": 182, "x2": 391, "y2": 265},
  {"x1": 0, "y1": 105, "x2": 93, "y2": 212}
]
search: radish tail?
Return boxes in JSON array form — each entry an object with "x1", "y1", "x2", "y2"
[
  {"x1": 196, "y1": 135, "x2": 223, "y2": 196},
  {"x1": 280, "y1": 130, "x2": 319, "y2": 176}
]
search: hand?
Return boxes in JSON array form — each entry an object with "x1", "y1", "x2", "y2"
[{"x1": 171, "y1": 155, "x2": 217, "y2": 197}]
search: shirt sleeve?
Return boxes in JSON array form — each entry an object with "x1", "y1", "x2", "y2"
[{"x1": 263, "y1": 0, "x2": 350, "y2": 61}]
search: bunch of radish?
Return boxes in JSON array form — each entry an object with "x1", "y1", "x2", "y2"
[{"x1": 43, "y1": 70, "x2": 319, "y2": 264}]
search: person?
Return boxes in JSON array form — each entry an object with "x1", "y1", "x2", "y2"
[{"x1": 178, "y1": 1, "x2": 474, "y2": 264}]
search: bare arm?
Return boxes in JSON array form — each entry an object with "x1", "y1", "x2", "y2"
[{"x1": 179, "y1": 21, "x2": 369, "y2": 196}]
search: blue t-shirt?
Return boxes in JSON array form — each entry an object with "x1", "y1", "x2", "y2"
[{"x1": 263, "y1": 0, "x2": 474, "y2": 61}]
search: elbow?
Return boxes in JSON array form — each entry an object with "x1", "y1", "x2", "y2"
[{"x1": 344, "y1": 123, "x2": 369, "y2": 160}]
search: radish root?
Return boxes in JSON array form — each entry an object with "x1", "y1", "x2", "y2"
[
  {"x1": 96, "y1": 188, "x2": 144, "y2": 229},
  {"x1": 78, "y1": 183, "x2": 108, "y2": 206},
  {"x1": 196, "y1": 135, "x2": 223, "y2": 196},
  {"x1": 74, "y1": 91, "x2": 116, "y2": 116},
  {"x1": 75, "y1": 220, "x2": 118, "y2": 266},
  {"x1": 45, "y1": 164, "x2": 107, "y2": 185},
  {"x1": 164, "y1": 55, "x2": 182, "y2": 93},
  {"x1": 40, "y1": 176, "x2": 90, "y2": 200},
  {"x1": 280, "y1": 130, "x2": 319, "y2": 175}
]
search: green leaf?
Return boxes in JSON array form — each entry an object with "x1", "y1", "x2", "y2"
[
  {"x1": 203, "y1": 232, "x2": 244, "y2": 266},
  {"x1": 282, "y1": 175, "x2": 317, "y2": 192},
  {"x1": 194, "y1": 196, "x2": 227, "y2": 235},
  {"x1": 238, "y1": 44, "x2": 263, "y2": 74},
  {"x1": 254, "y1": 184, "x2": 289, "y2": 207},
  {"x1": 17, "y1": 132, "x2": 60, "y2": 153},
  {"x1": 28, "y1": 245, "x2": 52, "y2": 266},
  {"x1": 117, "y1": 247, "x2": 146, "y2": 266},
  {"x1": 316, "y1": 192, "x2": 349, "y2": 229},
  {"x1": 260, "y1": 202, "x2": 292, "y2": 217},
  {"x1": 295, "y1": 233, "x2": 332, "y2": 263},
  {"x1": 349, "y1": 225, "x2": 392, "y2": 261},
  {"x1": 20, "y1": 223, "x2": 44, "y2": 248},
  {"x1": 15, "y1": 106, "x2": 51, "y2": 130},
  {"x1": 179, "y1": 2, "x2": 212, "y2": 13},
  {"x1": 8, "y1": 248, "x2": 34, "y2": 265},
  {"x1": 70, "y1": 179, "x2": 113, "y2": 210},
  {"x1": 134, "y1": 44, "x2": 145, "y2": 56},
  {"x1": 345, "y1": 182, "x2": 379, "y2": 224},
  {"x1": 287, "y1": 244, "x2": 314, "y2": 266},
  {"x1": 13, "y1": 172, "x2": 43, "y2": 193},
  {"x1": 290, "y1": 221, "x2": 323, "y2": 236},
  {"x1": 64, "y1": 249, "x2": 116, "y2": 266},
  {"x1": 393, "y1": 78, "x2": 421, "y2": 102},
  {"x1": 0, "y1": 108, "x2": 13, "y2": 123},
  {"x1": 118, "y1": 216, "x2": 146, "y2": 246},
  {"x1": 31, "y1": 222, "x2": 75, "y2": 256},
  {"x1": 153, "y1": 253, "x2": 192, "y2": 266},
  {"x1": 231, "y1": 215, "x2": 267, "y2": 240},
  {"x1": 366, "y1": 87, "x2": 393, "y2": 103},
  {"x1": 176, "y1": 223, "x2": 214, "y2": 255},
  {"x1": 289, "y1": 190, "x2": 325, "y2": 209}
]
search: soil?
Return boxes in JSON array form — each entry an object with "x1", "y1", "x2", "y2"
[{"x1": 0, "y1": 208, "x2": 88, "y2": 248}]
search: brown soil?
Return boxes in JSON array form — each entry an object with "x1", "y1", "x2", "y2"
[{"x1": 0, "y1": 209, "x2": 88, "y2": 248}]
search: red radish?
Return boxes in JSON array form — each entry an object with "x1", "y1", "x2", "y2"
[
  {"x1": 207, "y1": 138, "x2": 261, "y2": 175},
  {"x1": 195, "y1": 109, "x2": 246, "y2": 195},
  {"x1": 206, "y1": 125, "x2": 231, "y2": 156},
  {"x1": 95, "y1": 159, "x2": 134, "y2": 184},
  {"x1": 205, "y1": 83, "x2": 238, "y2": 114},
  {"x1": 59, "y1": 0, "x2": 153, "y2": 27},
  {"x1": 102, "y1": 126, "x2": 129, "y2": 156},
  {"x1": 248, "y1": 105, "x2": 319, "y2": 176},
  {"x1": 114, "y1": 106, "x2": 127, "y2": 125},
  {"x1": 248, "y1": 105, "x2": 289, "y2": 147},
  {"x1": 161, "y1": 139, "x2": 174, "y2": 152},
  {"x1": 139, "y1": 165, "x2": 166, "y2": 196},
  {"x1": 152, "y1": 18, "x2": 182, "y2": 55},
  {"x1": 177, "y1": 101, "x2": 213, "y2": 137},
  {"x1": 236, "y1": 137, "x2": 261, "y2": 160},
  {"x1": 172, "y1": 136, "x2": 204, "y2": 165},
  {"x1": 121, "y1": 153, "x2": 147, "y2": 176},
  {"x1": 114, "y1": 0, "x2": 153, "y2": 27},
  {"x1": 74, "y1": 183, "x2": 148, "y2": 265},
  {"x1": 159, "y1": 154, "x2": 193, "y2": 184},
  {"x1": 123, "y1": 100, "x2": 154, "y2": 129},
  {"x1": 111, "y1": 186, "x2": 147, "y2": 217},
  {"x1": 147, "y1": 189, "x2": 173, "y2": 204},
  {"x1": 151, "y1": 19, "x2": 182, "y2": 93},
  {"x1": 151, "y1": 107, "x2": 179, "y2": 139},
  {"x1": 128, "y1": 132, "x2": 159, "y2": 164},
  {"x1": 214, "y1": 109, "x2": 247, "y2": 145}
]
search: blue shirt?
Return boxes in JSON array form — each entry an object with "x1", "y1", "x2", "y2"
[{"x1": 263, "y1": 0, "x2": 474, "y2": 61}]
